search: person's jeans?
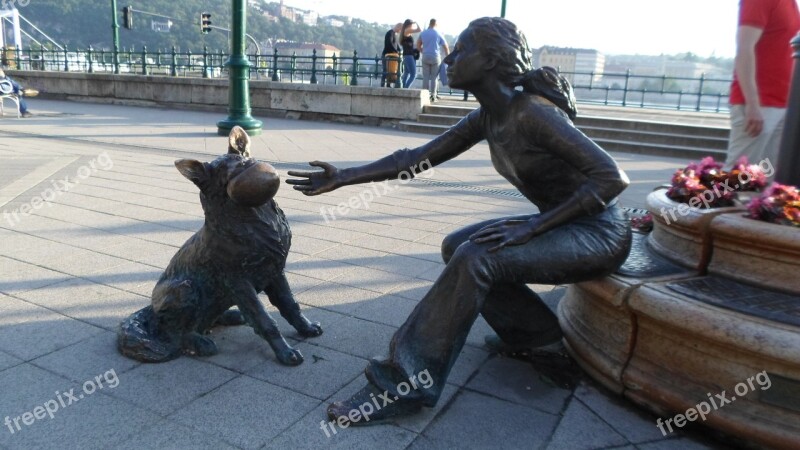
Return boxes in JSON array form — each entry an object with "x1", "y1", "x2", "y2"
[
  {"x1": 402, "y1": 55, "x2": 417, "y2": 88},
  {"x1": 13, "y1": 89, "x2": 27, "y2": 114},
  {"x1": 421, "y1": 54, "x2": 441, "y2": 98}
]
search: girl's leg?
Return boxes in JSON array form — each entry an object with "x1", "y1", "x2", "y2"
[{"x1": 330, "y1": 207, "x2": 631, "y2": 418}]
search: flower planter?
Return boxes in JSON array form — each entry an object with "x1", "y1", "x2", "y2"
[
  {"x1": 645, "y1": 189, "x2": 745, "y2": 272},
  {"x1": 709, "y1": 213, "x2": 800, "y2": 295}
]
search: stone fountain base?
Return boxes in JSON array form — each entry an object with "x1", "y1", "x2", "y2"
[{"x1": 559, "y1": 190, "x2": 800, "y2": 448}]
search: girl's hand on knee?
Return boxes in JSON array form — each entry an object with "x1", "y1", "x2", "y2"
[{"x1": 469, "y1": 218, "x2": 542, "y2": 252}]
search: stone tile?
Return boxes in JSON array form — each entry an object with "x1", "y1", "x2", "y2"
[
  {"x1": 170, "y1": 375, "x2": 318, "y2": 450},
  {"x1": 410, "y1": 390, "x2": 559, "y2": 449},
  {"x1": 106, "y1": 357, "x2": 239, "y2": 416},
  {"x1": 82, "y1": 261, "x2": 161, "y2": 297},
  {"x1": 0, "y1": 350, "x2": 22, "y2": 372},
  {"x1": 394, "y1": 242, "x2": 442, "y2": 263},
  {"x1": 0, "y1": 364, "x2": 158, "y2": 450},
  {"x1": 447, "y1": 345, "x2": 491, "y2": 387},
  {"x1": 387, "y1": 277, "x2": 432, "y2": 302},
  {"x1": 112, "y1": 420, "x2": 238, "y2": 450},
  {"x1": 371, "y1": 254, "x2": 445, "y2": 280},
  {"x1": 246, "y1": 342, "x2": 366, "y2": 401},
  {"x1": 464, "y1": 315, "x2": 496, "y2": 349},
  {"x1": 334, "y1": 265, "x2": 418, "y2": 295},
  {"x1": 548, "y1": 399, "x2": 629, "y2": 449},
  {"x1": 0, "y1": 295, "x2": 104, "y2": 360},
  {"x1": 465, "y1": 355, "x2": 572, "y2": 415},
  {"x1": 199, "y1": 324, "x2": 282, "y2": 373},
  {"x1": 15, "y1": 278, "x2": 149, "y2": 331},
  {"x1": 284, "y1": 271, "x2": 327, "y2": 295},
  {"x1": 31, "y1": 331, "x2": 140, "y2": 384},
  {"x1": 310, "y1": 314, "x2": 396, "y2": 360},
  {"x1": 575, "y1": 381, "x2": 667, "y2": 444},
  {"x1": 349, "y1": 293, "x2": 418, "y2": 328},
  {"x1": 295, "y1": 281, "x2": 380, "y2": 316},
  {"x1": 394, "y1": 383, "x2": 459, "y2": 434},
  {"x1": 0, "y1": 256, "x2": 72, "y2": 295},
  {"x1": 285, "y1": 257, "x2": 353, "y2": 283},
  {"x1": 264, "y1": 377, "x2": 417, "y2": 450}
]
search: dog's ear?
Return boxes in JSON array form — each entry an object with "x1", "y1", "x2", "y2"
[
  {"x1": 174, "y1": 159, "x2": 209, "y2": 189},
  {"x1": 228, "y1": 126, "x2": 251, "y2": 158}
]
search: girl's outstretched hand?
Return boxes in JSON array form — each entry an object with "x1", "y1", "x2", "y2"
[
  {"x1": 469, "y1": 217, "x2": 543, "y2": 252},
  {"x1": 285, "y1": 161, "x2": 342, "y2": 195}
]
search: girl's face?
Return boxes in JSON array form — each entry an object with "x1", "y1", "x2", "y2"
[{"x1": 443, "y1": 30, "x2": 485, "y2": 90}]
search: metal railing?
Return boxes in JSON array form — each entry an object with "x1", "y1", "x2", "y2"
[{"x1": 2, "y1": 46, "x2": 732, "y2": 113}]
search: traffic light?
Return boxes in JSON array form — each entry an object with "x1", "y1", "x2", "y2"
[
  {"x1": 122, "y1": 6, "x2": 133, "y2": 30},
  {"x1": 200, "y1": 12, "x2": 212, "y2": 34}
]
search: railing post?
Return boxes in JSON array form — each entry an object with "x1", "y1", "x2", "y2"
[
  {"x1": 202, "y1": 45, "x2": 209, "y2": 78},
  {"x1": 170, "y1": 46, "x2": 178, "y2": 77},
  {"x1": 332, "y1": 53, "x2": 338, "y2": 85},
  {"x1": 622, "y1": 69, "x2": 630, "y2": 107},
  {"x1": 187, "y1": 49, "x2": 193, "y2": 76},
  {"x1": 310, "y1": 49, "x2": 318, "y2": 84},
  {"x1": 350, "y1": 50, "x2": 358, "y2": 86},
  {"x1": 156, "y1": 48, "x2": 162, "y2": 73},
  {"x1": 62, "y1": 45, "x2": 69, "y2": 72},
  {"x1": 695, "y1": 72, "x2": 705, "y2": 111},
  {"x1": 87, "y1": 46, "x2": 94, "y2": 73},
  {"x1": 141, "y1": 46, "x2": 148, "y2": 75},
  {"x1": 40, "y1": 46, "x2": 45, "y2": 71},
  {"x1": 290, "y1": 51, "x2": 297, "y2": 82},
  {"x1": 272, "y1": 48, "x2": 279, "y2": 81},
  {"x1": 373, "y1": 54, "x2": 381, "y2": 86},
  {"x1": 14, "y1": 47, "x2": 21, "y2": 70}
]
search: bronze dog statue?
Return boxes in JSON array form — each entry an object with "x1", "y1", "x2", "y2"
[{"x1": 118, "y1": 127, "x2": 322, "y2": 365}]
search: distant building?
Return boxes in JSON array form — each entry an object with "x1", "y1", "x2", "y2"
[
  {"x1": 322, "y1": 17, "x2": 346, "y2": 27},
  {"x1": 266, "y1": 41, "x2": 342, "y2": 71},
  {"x1": 536, "y1": 46, "x2": 604, "y2": 86},
  {"x1": 297, "y1": 10, "x2": 318, "y2": 26}
]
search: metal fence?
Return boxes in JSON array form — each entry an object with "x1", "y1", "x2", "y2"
[{"x1": 1, "y1": 46, "x2": 732, "y2": 113}]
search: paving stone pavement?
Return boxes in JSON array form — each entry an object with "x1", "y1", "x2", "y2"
[{"x1": 0, "y1": 100, "x2": 728, "y2": 449}]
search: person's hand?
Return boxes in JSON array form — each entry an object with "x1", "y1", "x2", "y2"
[
  {"x1": 469, "y1": 217, "x2": 542, "y2": 252},
  {"x1": 744, "y1": 103, "x2": 764, "y2": 137},
  {"x1": 285, "y1": 161, "x2": 343, "y2": 196}
]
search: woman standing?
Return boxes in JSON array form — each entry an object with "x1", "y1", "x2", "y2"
[
  {"x1": 399, "y1": 19, "x2": 421, "y2": 88},
  {"x1": 288, "y1": 17, "x2": 632, "y2": 423}
]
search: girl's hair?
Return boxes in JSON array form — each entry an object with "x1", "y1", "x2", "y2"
[
  {"x1": 467, "y1": 17, "x2": 577, "y2": 120},
  {"x1": 401, "y1": 19, "x2": 414, "y2": 36}
]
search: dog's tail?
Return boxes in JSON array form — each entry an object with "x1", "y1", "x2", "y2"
[{"x1": 117, "y1": 306, "x2": 181, "y2": 363}]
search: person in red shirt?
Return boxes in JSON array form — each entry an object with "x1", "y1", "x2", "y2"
[{"x1": 727, "y1": 0, "x2": 800, "y2": 169}]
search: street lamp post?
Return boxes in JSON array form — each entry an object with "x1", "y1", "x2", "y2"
[
  {"x1": 111, "y1": 0, "x2": 120, "y2": 74},
  {"x1": 217, "y1": 0, "x2": 263, "y2": 136},
  {"x1": 501, "y1": 0, "x2": 507, "y2": 18}
]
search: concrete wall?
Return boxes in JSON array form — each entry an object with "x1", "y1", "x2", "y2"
[{"x1": 7, "y1": 70, "x2": 428, "y2": 126}]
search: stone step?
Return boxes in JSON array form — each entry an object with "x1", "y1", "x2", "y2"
[
  {"x1": 591, "y1": 137, "x2": 726, "y2": 160},
  {"x1": 417, "y1": 113, "x2": 468, "y2": 126},
  {"x1": 398, "y1": 121, "x2": 727, "y2": 160},
  {"x1": 580, "y1": 126, "x2": 728, "y2": 150},
  {"x1": 575, "y1": 115, "x2": 730, "y2": 139},
  {"x1": 423, "y1": 105, "x2": 475, "y2": 117}
]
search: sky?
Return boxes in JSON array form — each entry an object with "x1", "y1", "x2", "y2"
[{"x1": 282, "y1": 0, "x2": 740, "y2": 57}]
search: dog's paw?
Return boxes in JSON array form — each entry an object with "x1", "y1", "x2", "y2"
[
  {"x1": 298, "y1": 321, "x2": 323, "y2": 337},
  {"x1": 276, "y1": 347, "x2": 304, "y2": 366},
  {"x1": 183, "y1": 333, "x2": 219, "y2": 357}
]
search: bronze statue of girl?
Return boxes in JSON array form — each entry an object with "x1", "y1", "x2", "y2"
[{"x1": 287, "y1": 17, "x2": 632, "y2": 422}]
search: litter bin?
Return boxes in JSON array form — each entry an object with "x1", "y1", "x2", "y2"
[
  {"x1": 2, "y1": 47, "x2": 17, "y2": 69},
  {"x1": 385, "y1": 52, "x2": 399, "y2": 82}
]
